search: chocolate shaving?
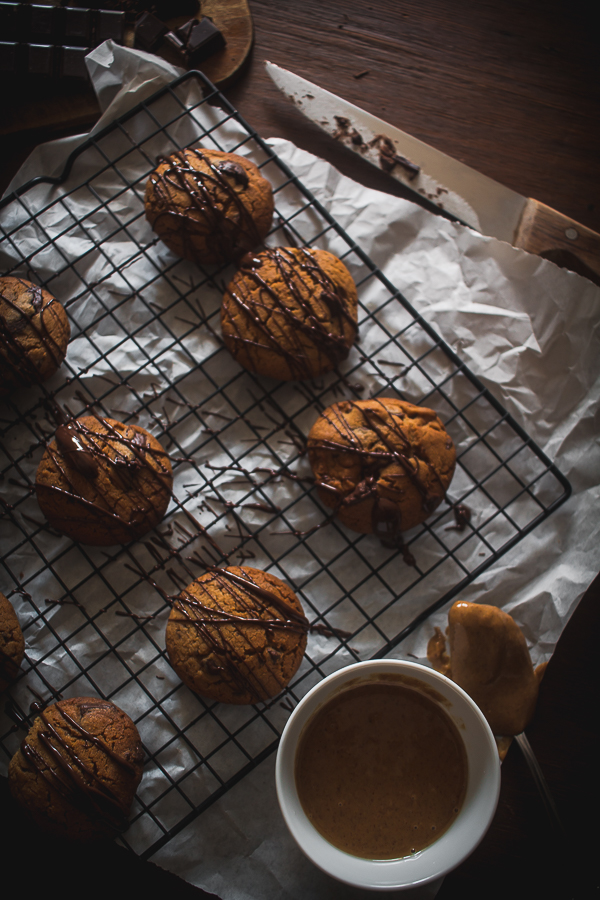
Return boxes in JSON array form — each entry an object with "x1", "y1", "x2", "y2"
[{"x1": 370, "y1": 135, "x2": 420, "y2": 180}]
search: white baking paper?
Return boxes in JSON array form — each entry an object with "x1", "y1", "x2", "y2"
[{"x1": 2, "y1": 43, "x2": 599, "y2": 900}]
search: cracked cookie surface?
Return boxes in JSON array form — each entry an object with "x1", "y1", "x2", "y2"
[
  {"x1": 307, "y1": 398, "x2": 456, "y2": 540},
  {"x1": 0, "y1": 591, "x2": 25, "y2": 692},
  {"x1": 8, "y1": 696, "x2": 144, "y2": 842},
  {"x1": 166, "y1": 566, "x2": 308, "y2": 704},
  {"x1": 221, "y1": 247, "x2": 358, "y2": 381},
  {"x1": 35, "y1": 415, "x2": 173, "y2": 546},
  {"x1": 145, "y1": 147, "x2": 274, "y2": 266},
  {"x1": 0, "y1": 276, "x2": 70, "y2": 396}
]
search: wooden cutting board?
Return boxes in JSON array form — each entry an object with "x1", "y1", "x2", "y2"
[{"x1": 194, "y1": 0, "x2": 253, "y2": 89}]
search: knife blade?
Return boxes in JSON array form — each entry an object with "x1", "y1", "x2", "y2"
[{"x1": 266, "y1": 61, "x2": 600, "y2": 282}]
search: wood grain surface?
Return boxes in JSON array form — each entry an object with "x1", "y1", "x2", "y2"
[
  {"x1": 196, "y1": 0, "x2": 253, "y2": 89},
  {"x1": 227, "y1": 0, "x2": 600, "y2": 235},
  {"x1": 514, "y1": 198, "x2": 600, "y2": 281},
  {"x1": 1, "y1": 2, "x2": 598, "y2": 898}
]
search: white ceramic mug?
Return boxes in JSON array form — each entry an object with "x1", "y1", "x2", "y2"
[{"x1": 276, "y1": 659, "x2": 500, "y2": 892}]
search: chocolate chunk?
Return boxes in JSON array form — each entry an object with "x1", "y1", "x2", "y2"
[
  {"x1": 0, "y1": 4, "x2": 125, "y2": 51},
  {"x1": 174, "y1": 17, "x2": 197, "y2": 45},
  {"x1": 134, "y1": 11, "x2": 166, "y2": 52},
  {"x1": 64, "y1": 6, "x2": 91, "y2": 45},
  {"x1": 30, "y1": 4, "x2": 55, "y2": 43},
  {"x1": 0, "y1": 41, "x2": 92, "y2": 78},
  {"x1": 0, "y1": 41, "x2": 18, "y2": 73},
  {"x1": 96, "y1": 9, "x2": 124, "y2": 43},
  {"x1": 0, "y1": 4, "x2": 20, "y2": 42},
  {"x1": 27, "y1": 43, "x2": 53, "y2": 75},
  {"x1": 163, "y1": 29, "x2": 185, "y2": 58},
  {"x1": 217, "y1": 160, "x2": 249, "y2": 187},
  {"x1": 184, "y1": 17, "x2": 225, "y2": 67},
  {"x1": 62, "y1": 44, "x2": 88, "y2": 78}
]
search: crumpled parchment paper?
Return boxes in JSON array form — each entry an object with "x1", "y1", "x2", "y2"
[{"x1": 3, "y1": 42, "x2": 599, "y2": 900}]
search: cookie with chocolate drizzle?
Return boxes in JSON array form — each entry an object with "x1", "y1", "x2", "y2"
[
  {"x1": 166, "y1": 566, "x2": 308, "y2": 704},
  {"x1": 221, "y1": 247, "x2": 358, "y2": 381},
  {"x1": 35, "y1": 416, "x2": 173, "y2": 546},
  {"x1": 0, "y1": 591, "x2": 25, "y2": 692},
  {"x1": 307, "y1": 398, "x2": 456, "y2": 541},
  {"x1": 145, "y1": 147, "x2": 274, "y2": 266},
  {"x1": 8, "y1": 697, "x2": 144, "y2": 841},
  {"x1": 0, "y1": 276, "x2": 70, "y2": 396}
]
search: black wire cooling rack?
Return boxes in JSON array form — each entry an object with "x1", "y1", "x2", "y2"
[{"x1": 0, "y1": 70, "x2": 571, "y2": 857}]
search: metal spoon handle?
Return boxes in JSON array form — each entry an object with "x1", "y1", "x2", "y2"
[{"x1": 515, "y1": 732, "x2": 566, "y2": 839}]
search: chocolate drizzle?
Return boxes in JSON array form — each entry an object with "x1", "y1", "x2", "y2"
[
  {"x1": 36, "y1": 415, "x2": 172, "y2": 542},
  {"x1": 55, "y1": 423, "x2": 99, "y2": 478},
  {"x1": 147, "y1": 148, "x2": 262, "y2": 264},
  {"x1": 222, "y1": 247, "x2": 358, "y2": 380},
  {"x1": 308, "y1": 399, "x2": 454, "y2": 551},
  {"x1": 19, "y1": 699, "x2": 139, "y2": 834},
  {"x1": 171, "y1": 567, "x2": 309, "y2": 703},
  {"x1": 0, "y1": 277, "x2": 67, "y2": 390}
]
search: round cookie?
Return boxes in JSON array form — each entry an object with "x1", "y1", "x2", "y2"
[
  {"x1": 35, "y1": 415, "x2": 173, "y2": 546},
  {"x1": 0, "y1": 591, "x2": 25, "y2": 692},
  {"x1": 166, "y1": 566, "x2": 308, "y2": 704},
  {"x1": 145, "y1": 147, "x2": 274, "y2": 266},
  {"x1": 8, "y1": 697, "x2": 144, "y2": 842},
  {"x1": 0, "y1": 276, "x2": 70, "y2": 396},
  {"x1": 307, "y1": 398, "x2": 456, "y2": 541},
  {"x1": 221, "y1": 247, "x2": 359, "y2": 381}
]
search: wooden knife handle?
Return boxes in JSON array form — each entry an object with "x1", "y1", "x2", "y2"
[{"x1": 514, "y1": 198, "x2": 600, "y2": 286}]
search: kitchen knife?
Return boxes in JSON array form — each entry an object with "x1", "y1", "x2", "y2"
[{"x1": 266, "y1": 61, "x2": 600, "y2": 283}]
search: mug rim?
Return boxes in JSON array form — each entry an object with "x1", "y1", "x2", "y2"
[{"x1": 275, "y1": 659, "x2": 501, "y2": 892}]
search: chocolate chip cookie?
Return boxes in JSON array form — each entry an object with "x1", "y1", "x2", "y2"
[
  {"x1": 166, "y1": 566, "x2": 308, "y2": 704},
  {"x1": 8, "y1": 697, "x2": 144, "y2": 841},
  {"x1": 145, "y1": 147, "x2": 274, "y2": 266},
  {"x1": 0, "y1": 276, "x2": 70, "y2": 396},
  {"x1": 221, "y1": 247, "x2": 359, "y2": 381},
  {"x1": 0, "y1": 591, "x2": 25, "y2": 692},
  {"x1": 35, "y1": 415, "x2": 173, "y2": 546},
  {"x1": 307, "y1": 398, "x2": 456, "y2": 541}
]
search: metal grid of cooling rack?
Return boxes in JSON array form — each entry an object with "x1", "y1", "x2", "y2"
[{"x1": 0, "y1": 71, "x2": 570, "y2": 857}]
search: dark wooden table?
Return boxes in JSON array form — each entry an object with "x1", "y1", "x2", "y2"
[{"x1": 2, "y1": 2, "x2": 598, "y2": 897}]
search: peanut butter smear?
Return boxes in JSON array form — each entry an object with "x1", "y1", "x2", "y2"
[
  {"x1": 427, "y1": 626, "x2": 450, "y2": 677},
  {"x1": 427, "y1": 601, "x2": 539, "y2": 735}
]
